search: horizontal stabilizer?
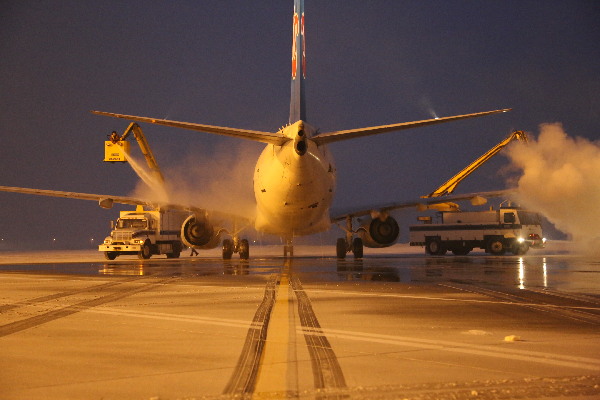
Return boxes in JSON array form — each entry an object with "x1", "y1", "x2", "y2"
[
  {"x1": 91, "y1": 111, "x2": 289, "y2": 146},
  {"x1": 313, "y1": 109, "x2": 511, "y2": 146}
]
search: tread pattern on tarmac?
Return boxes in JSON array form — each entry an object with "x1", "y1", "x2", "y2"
[
  {"x1": 207, "y1": 374, "x2": 600, "y2": 399},
  {"x1": 223, "y1": 273, "x2": 348, "y2": 397},
  {"x1": 0, "y1": 278, "x2": 142, "y2": 313},
  {"x1": 0, "y1": 277, "x2": 172, "y2": 337},
  {"x1": 442, "y1": 282, "x2": 600, "y2": 325},
  {"x1": 292, "y1": 276, "x2": 347, "y2": 391},
  {"x1": 223, "y1": 274, "x2": 278, "y2": 395}
]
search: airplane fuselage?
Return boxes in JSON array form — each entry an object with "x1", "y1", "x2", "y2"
[{"x1": 253, "y1": 121, "x2": 335, "y2": 237}]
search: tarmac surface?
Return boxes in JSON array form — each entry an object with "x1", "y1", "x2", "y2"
[{"x1": 1, "y1": 244, "x2": 599, "y2": 399}]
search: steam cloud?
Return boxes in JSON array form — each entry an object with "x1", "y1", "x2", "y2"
[
  {"x1": 129, "y1": 141, "x2": 260, "y2": 219},
  {"x1": 506, "y1": 123, "x2": 600, "y2": 254}
]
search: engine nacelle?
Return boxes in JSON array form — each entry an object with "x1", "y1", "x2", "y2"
[
  {"x1": 357, "y1": 215, "x2": 400, "y2": 248},
  {"x1": 181, "y1": 214, "x2": 221, "y2": 250}
]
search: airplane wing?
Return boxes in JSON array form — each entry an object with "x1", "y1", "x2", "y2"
[
  {"x1": 0, "y1": 185, "x2": 152, "y2": 208},
  {"x1": 313, "y1": 109, "x2": 511, "y2": 146},
  {"x1": 91, "y1": 111, "x2": 289, "y2": 146},
  {"x1": 330, "y1": 189, "x2": 516, "y2": 222},
  {"x1": 0, "y1": 185, "x2": 250, "y2": 224}
]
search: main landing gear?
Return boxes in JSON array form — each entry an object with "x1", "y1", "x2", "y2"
[
  {"x1": 222, "y1": 237, "x2": 250, "y2": 260},
  {"x1": 336, "y1": 216, "x2": 363, "y2": 259}
]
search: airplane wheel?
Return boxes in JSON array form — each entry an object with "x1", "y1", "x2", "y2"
[
  {"x1": 138, "y1": 241, "x2": 152, "y2": 259},
  {"x1": 104, "y1": 251, "x2": 118, "y2": 260},
  {"x1": 239, "y1": 239, "x2": 250, "y2": 260},
  {"x1": 222, "y1": 239, "x2": 233, "y2": 260},
  {"x1": 352, "y1": 237, "x2": 363, "y2": 258},
  {"x1": 336, "y1": 238, "x2": 346, "y2": 259}
]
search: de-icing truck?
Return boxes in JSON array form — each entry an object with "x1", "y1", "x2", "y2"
[
  {"x1": 409, "y1": 206, "x2": 546, "y2": 256},
  {"x1": 99, "y1": 206, "x2": 189, "y2": 260}
]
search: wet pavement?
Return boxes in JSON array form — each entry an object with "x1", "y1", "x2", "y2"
[{"x1": 0, "y1": 248, "x2": 599, "y2": 399}]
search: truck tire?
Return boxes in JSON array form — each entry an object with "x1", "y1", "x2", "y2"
[
  {"x1": 165, "y1": 241, "x2": 181, "y2": 258},
  {"x1": 166, "y1": 249, "x2": 180, "y2": 258},
  {"x1": 138, "y1": 241, "x2": 152, "y2": 259},
  {"x1": 488, "y1": 239, "x2": 505, "y2": 255},
  {"x1": 512, "y1": 242, "x2": 529, "y2": 255},
  {"x1": 104, "y1": 251, "x2": 118, "y2": 260},
  {"x1": 426, "y1": 238, "x2": 445, "y2": 255}
]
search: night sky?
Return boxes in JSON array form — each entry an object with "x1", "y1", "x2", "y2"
[{"x1": 1, "y1": 1, "x2": 598, "y2": 250}]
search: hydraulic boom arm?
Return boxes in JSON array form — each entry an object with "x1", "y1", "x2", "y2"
[{"x1": 424, "y1": 130, "x2": 528, "y2": 198}]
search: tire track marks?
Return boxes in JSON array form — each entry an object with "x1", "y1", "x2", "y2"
[
  {"x1": 223, "y1": 274, "x2": 278, "y2": 395},
  {"x1": 224, "y1": 271, "x2": 347, "y2": 398},
  {"x1": 442, "y1": 283, "x2": 600, "y2": 325},
  {"x1": 0, "y1": 277, "x2": 172, "y2": 337},
  {"x1": 0, "y1": 278, "x2": 142, "y2": 313},
  {"x1": 292, "y1": 276, "x2": 347, "y2": 393}
]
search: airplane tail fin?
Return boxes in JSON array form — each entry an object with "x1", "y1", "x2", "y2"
[{"x1": 289, "y1": 0, "x2": 306, "y2": 124}]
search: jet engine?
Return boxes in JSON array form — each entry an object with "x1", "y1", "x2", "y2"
[
  {"x1": 181, "y1": 214, "x2": 222, "y2": 249},
  {"x1": 357, "y1": 215, "x2": 400, "y2": 248}
]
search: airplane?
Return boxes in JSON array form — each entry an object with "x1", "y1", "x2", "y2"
[{"x1": 0, "y1": 0, "x2": 511, "y2": 259}]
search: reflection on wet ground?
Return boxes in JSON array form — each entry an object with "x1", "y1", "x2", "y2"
[
  {"x1": 1, "y1": 251, "x2": 599, "y2": 399},
  {"x1": 1, "y1": 254, "x2": 599, "y2": 294}
]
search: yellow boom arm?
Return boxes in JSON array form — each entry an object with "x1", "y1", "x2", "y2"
[{"x1": 424, "y1": 130, "x2": 528, "y2": 198}]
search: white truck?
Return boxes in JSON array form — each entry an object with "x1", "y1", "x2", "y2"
[
  {"x1": 99, "y1": 206, "x2": 189, "y2": 260},
  {"x1": 409, "y1": 206, "x2": 545, "y2": 256}
]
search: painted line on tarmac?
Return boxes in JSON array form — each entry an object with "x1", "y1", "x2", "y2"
[
  {"x1": 85, "y1": 307, "x2": 255, "y2": 329},
  {"x1": 252, "y1": 270, "x2": 296, "y2": 397},
  {"x1": 306, "y1": 327, "x2": 600, "y2": 372},
  {"x1": 225, "y1": 263, "x2": 348, "y2": 398}
]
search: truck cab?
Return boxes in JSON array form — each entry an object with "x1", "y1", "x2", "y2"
[{"x1": 99, "y1": 207, "x2": 187, "y2": 260}]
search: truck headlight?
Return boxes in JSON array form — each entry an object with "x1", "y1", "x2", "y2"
[{"x1": 517, "y1": 237, "x2": 525, "y2": 243}]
